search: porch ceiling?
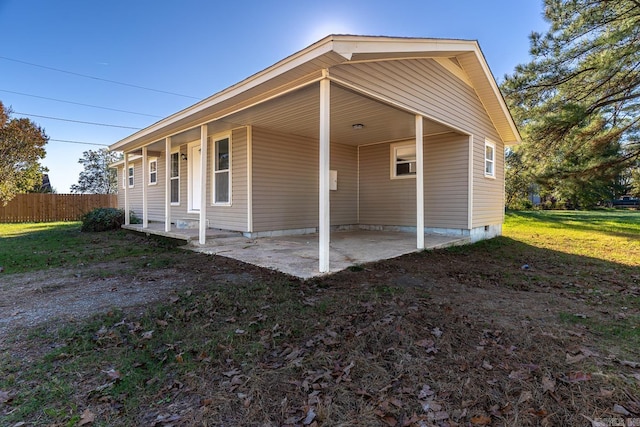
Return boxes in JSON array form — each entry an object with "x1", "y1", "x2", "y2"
[
  {"x1": 144, "y1": 82, "x2": 455, "y2": 150},
  {"x1": 219, "y1": 82, "x2": 454, "y2": 146}
]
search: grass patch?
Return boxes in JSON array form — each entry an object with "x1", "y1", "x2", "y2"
[
  {"x1": 2, "y1": 211, "x2": 640, "y2": 425},
  {"x1": 504, "y1": 210, "x2": 640, "y2": 266},
  {"x1": 558, "y1": 311, "x2": 640, "y2": 355},
  {"x1": 0, "y1": 222, "x2": 179, "y2": 274}
]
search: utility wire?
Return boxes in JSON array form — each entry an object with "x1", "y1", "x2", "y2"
[
  {"x1": 0, "y1": 55, "x2": 200, "y2": 100},
  {"x1": 15, "y1": 112, "x2": 142, "y2": 130},
  {"x1": 49, "y1": 139, "x2": 109, "y2": 147},
  {"x1": 0, "y1": 89, "x2": 163, "y2": 118}
]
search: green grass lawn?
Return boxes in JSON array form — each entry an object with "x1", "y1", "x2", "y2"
[
  {"x1": 0, "y1": 222, "x2": 177, "y2": 274},
  {"x1": 504, "y1": 210, "x2": 640, "y2": 266},
  {"x1": 1, "y1": 211, "x2": 639, "y2": 426}
]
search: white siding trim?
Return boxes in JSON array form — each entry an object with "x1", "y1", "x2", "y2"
[
  {"x1": 319, "y1": 77, "x2": 331, "y2": 273},
  {"x1": 246, "y1": 125, "x2": 253, "y2": 232}
]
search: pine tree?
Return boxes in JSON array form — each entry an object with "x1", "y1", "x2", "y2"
[{"x1": 502, "y1": 0, "x2": 640, "y2": 206}]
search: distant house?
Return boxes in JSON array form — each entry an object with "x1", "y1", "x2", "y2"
[{"x1": 109, "y1": 35, "x2": 521, "y2": 273}]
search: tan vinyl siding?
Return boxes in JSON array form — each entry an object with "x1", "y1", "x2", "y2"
[
  {"x1": 329, "y1": 143, "x2": 357, "y2": 225},
  {"x1": 473, "y1": 137, "x2": 505, "y2": 227},
  {"x1": 358, "y1": 134, "x2": 468, "y2": 229},
  {"x1": 331, "y1": 59, "x2": 500, "y2": 140},
  {"x1": 206, "y1": 128, "x2": 248, "y2": 231},
  {"x1": 123, "y1": 160, "x2": 143, "y2": 216},
  {"x1": 172, "y1": 145, "x2": 195, "y2": 220},
  {"x1": 252, "y1": 128, "x2": 357, "y2": 232},
  {"x1": 332, "y1": 58, "x2": 504, "y2": 227},
  {"x1": 424, "y1": 133, "x2": 468, "y2": 229},
  {"x1": 146, "y1": 154, "x2": 165, "y2": 221},
  {"x1": 359, "y1": 142, "x2": 416, "y2": 226},
  {"x1": 252, "y1": 127, "x2": 319, "y2": 232}
]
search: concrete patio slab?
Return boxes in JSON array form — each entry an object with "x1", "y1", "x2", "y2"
[{"x1": 123, "y1": 223, "x2": 469, "y2": 279}]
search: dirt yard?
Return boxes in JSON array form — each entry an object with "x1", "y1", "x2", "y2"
[{"x1": 1, "y1": 240, "x2": 639, "y2": 426}]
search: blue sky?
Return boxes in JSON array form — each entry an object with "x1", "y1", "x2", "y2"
[{"x1": 0, "y1": 0, "x2": 547, "y2": 192}]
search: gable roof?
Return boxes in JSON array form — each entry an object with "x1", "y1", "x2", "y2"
[{"x1": 110, "y1": 35, "x2": 520, "y2": 151}]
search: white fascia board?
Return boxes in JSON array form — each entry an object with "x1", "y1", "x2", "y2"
[
  {"x1": 110, "y1": 37, "x2": 342, "y2": 152},
  {"x1": 469, "y1": 45, "x2": 522, "y2": 144},
  {"x1": 332, "y1": 36, "x2": 478, "y2": 57}
]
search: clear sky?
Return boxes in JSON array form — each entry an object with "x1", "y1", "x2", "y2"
[{"x1": 0, "y1": 0, "x2": 548, "y2": 192}]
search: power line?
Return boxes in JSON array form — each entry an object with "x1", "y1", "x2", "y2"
[
  {"x1": 0, "y1": 89, "x2": 162, "y2": 118},
  {"x1": 50, "y1": 139, "x2": 109, "y2": 147},
  {"x1": 0, "y1": 55, "x2": 201, "y2": 100},
  {"x1": 15, "y1": 112, "x2": 142, "y2": 130}
]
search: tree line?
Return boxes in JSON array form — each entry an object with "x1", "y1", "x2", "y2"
[{"x1": 502, "y1": 0, "x2": 640, "y2": 209}]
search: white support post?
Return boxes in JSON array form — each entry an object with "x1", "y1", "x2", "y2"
[
  {"x1": 199, "y1": 124, "x2": 208, "y2": 245},
  {"x1": 246, "y1": 125, "x2": 253, "y2": 233},
  {"x1": 165, "y1": 137, "x2": 172, "y2": 232},
  {"x1": 416, "y1": 115, "x2": 425, "y2": 250},
  {"x1": 468, "y1": 135, "x2": 474, "y2": 230},
  {"x1": 142, "y1": 146, "x2": 148, "y2": 228},
  {"x1": 124, "y1": 153, "x2": 130, "y2": 226},
  {"x1": 319, "y1": 77, "x2": 331, "y2": 273}
]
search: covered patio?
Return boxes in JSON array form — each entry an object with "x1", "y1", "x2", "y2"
[
  {"x1": 122, "y1": 223, "x2": 468, "y2": 279},
  {"x1": 112, "y1": 36, "x2": 519, "y2": 277}
]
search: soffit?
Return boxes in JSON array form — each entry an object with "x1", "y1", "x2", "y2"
[{"x1": 222, "y1": 83, "x2": 453, "y2": 146}]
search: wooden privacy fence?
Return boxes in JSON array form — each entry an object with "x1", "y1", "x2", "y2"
[{"x1": 0, "y1": 194, "x2": 117, "y2": 223}]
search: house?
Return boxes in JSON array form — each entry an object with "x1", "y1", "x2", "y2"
[{"x1": 109, "y1": 35, "x2": 521, "y2": 274}]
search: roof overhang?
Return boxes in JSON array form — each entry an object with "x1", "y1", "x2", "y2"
[{"x1": 110, "y1": 35, "x2": 521, "y2": 152}]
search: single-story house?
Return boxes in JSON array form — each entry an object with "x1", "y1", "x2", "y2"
[{"x1": 109, "y1": 35, "x2": 521, "y2": 273}]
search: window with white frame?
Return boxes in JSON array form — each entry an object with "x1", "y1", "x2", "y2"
[
  {"x1": 390, "y1": 141, "x2": 417, "y2": 179},
  {"x1": 149, "y1": 159, "x2": 157, "y2": 185},
  {"x1": 170, "y1": 152, "x2": 180, "y2": 205},
  {"x1": 485, "y1": 140, "x2": 495, "y2": 178},
  {"x1": 128, "y1": 165, "x2": 134, "y2": 187},
  {"x1": 213, "y1": 137, "x2": 231, "y2": 204}
]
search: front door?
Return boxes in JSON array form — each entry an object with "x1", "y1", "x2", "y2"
[{"x1": 189, "y1": 144, "x2": 201, "y2": 211}]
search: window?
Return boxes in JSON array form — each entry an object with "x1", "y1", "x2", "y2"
[
  {"x1": 128, "y1": 165, "x2": 134, "y2": 187},
  {"x1": 170, "y1": 152, "x2": 180, "y2": 205},
  {"x1": 149, "y1": 159, "x2": 157, "y2": 185},
  {"x1": 391, "y1": 142, "x2": 417, "y2": 179},
  {"x1": 213, "y1": 137, "x2": 231, "y2": 204},
  {"x1": 485, "y1": 140, "x2": 495, "y2": 178}
]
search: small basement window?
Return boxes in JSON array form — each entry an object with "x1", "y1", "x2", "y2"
[
  {"x1": 390, "y1": 142, "x2": 417, "y2": 179},
  {"x1": 485, "y1": 140, "x2": 495, "y2": 178}
]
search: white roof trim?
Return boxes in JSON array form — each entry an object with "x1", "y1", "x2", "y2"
[{"x1": 110, "y1": 35, "x2": 520, "y2": 151}]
